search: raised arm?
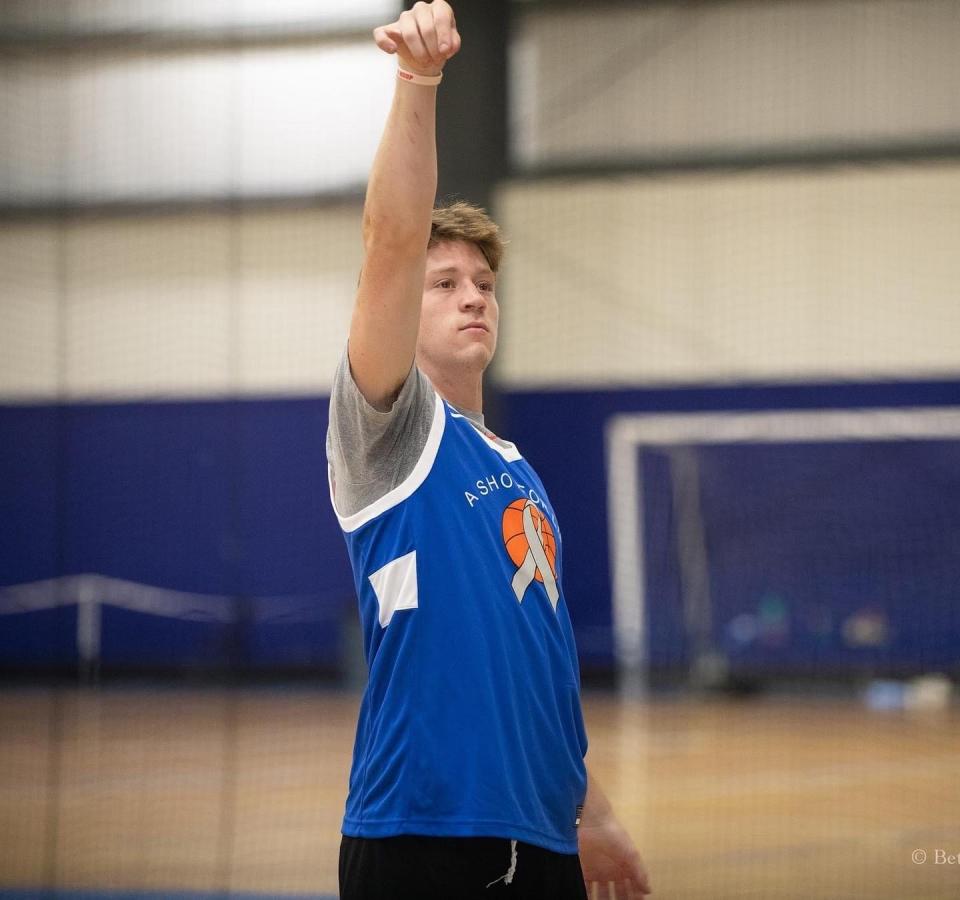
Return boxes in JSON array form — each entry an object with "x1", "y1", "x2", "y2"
[{"x1": 348, "y1": 1, "x2": 461, "y2": 410}]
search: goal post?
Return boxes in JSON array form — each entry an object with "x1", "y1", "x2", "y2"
[{"x1": 606, "y1": 406, "x2": 960, "y2": 694}]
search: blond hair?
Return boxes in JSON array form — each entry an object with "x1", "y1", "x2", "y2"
[{"x1": 429, "y1": 201, "x2": 505, "y2": 273}]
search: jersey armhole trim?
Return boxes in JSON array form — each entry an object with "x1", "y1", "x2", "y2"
[{"x1": 329, "y1": 387, "x2": 446, "y2": 533}]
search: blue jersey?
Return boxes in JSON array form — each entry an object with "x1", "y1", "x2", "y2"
[{"x1": 329, "y1": 388, "x2": 588, "y2": 854}]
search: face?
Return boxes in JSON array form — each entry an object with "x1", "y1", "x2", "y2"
[{"x1": 416, "y1": 239, "x2": 499, "y2": 377}]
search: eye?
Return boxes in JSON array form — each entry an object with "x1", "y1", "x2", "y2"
[
  {"x1": 436, "y1": 279, "x2": 454, "y2": 290},
  {"x1": 477, "y1": 281, "x2": 494, "y2": 292}
]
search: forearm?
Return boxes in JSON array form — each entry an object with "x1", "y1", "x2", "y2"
[
  {"x1": 578, "y1": 768, "x2": 652, "y2": 894},
  {"x1": 348, "y1": 3, "x2": 459, "y2": 409},
  {"x1": 362, "y1": 81, "x2": 438, "y2": 252},
  {"x1": 581, "y1": 767, "x2": 616, "y2": 827}
]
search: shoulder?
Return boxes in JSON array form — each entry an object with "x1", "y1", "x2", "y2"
[
  {"x1": 327, "y1": 347, "x2": 440, "y2": 516},
  {"x1": 329, "y1": 347, "x2": 436, "y2": 438}
]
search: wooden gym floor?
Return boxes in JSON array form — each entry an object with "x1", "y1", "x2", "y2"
[{"x1": 1, "y1": 686, "x2": 958, "y2": 899}]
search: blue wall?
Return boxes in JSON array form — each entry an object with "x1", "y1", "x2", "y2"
[
  {"x1": 2, "y1": 379, "x2": 959, "y2": 674},
  {"x1": 501, "y1": 379, "x2": 960, "y2": 674},
  {"x1": 0, "y1": 397, "x2": 352, "y2": 671}
]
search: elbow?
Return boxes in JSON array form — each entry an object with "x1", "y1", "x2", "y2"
[{"x1": 362, "y1": 210, "x2": 430, "y2": 254}]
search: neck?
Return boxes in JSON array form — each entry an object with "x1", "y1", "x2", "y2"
[{"x1": 419, "y1": 360, "x2": 483, "y2": 415}]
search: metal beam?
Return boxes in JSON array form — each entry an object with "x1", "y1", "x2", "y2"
[
  {"x1": 0, "y1": 188, "x2": 365, "y2": 223},
  {"x1": 402, "y1": 0, "x2": 510, "y2": 430},
  {"x1": 0, "y1": 23, "x2": 375, "y2": 55},
  {"x1": 509, "y1": 140, "x2": 960, "y2": 182},
  {"x1": 401, "y1": 0, "x2": 509, "y2": 213}
]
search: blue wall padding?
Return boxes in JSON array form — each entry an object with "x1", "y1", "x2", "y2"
[
  {"x1": 500, "y1": 379, "x2": 960, "y2": 672},
  {"x1": 2, "y1": 379, "x2": 959, "y2": 673},
  {"x1": 0, "y1": 397, "x2": 354, "y2": 671}
]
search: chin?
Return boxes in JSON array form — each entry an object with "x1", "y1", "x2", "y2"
[{"x1": 457, "y1": 345, "x2": 494, "y2": 371}]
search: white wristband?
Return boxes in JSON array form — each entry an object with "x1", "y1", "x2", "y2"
[{"x1": 398, "y1": 67, "x2": 442, "y2": 86}]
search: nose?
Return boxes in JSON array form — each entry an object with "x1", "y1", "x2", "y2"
[{"x1": 460, "y1": 282, "x2": 487, "y2": 311}]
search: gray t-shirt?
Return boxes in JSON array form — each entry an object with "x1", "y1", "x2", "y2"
[{"x1": 326, "y1": 348, "x2": 487, "y2": 517}]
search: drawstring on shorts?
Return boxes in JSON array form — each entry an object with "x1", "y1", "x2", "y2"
[{"x1": 486, "y1": 839, "x2": 518, "y2": 888}]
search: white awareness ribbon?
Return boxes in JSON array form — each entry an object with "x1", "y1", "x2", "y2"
[{"x1": 510, "y1": 501, "x2": 560, "y2": 610}]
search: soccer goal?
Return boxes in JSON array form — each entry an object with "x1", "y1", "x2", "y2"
[{"x1": 605, "y1": 406, "x2": 960, "y2": 693}]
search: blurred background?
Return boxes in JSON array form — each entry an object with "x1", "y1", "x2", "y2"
[{"x1": 1, "y1": 1, "x2": 959, "y2": 898}]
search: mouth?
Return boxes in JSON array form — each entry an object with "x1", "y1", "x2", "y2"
[{"x1": 460, "y1": 323, "x2": 489, "y2": 333}]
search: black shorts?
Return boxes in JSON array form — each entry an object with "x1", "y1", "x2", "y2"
[{"x1": 339, "y1": 834, "x2": 588, "y2": 900}]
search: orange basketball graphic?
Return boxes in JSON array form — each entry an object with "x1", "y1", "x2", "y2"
[{"x1": 502, "y1": 498, "x2": 556, "y2": 582}]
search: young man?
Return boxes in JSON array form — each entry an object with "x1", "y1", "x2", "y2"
[{"x1": 327, "y1": 3, "x2": 652, "y2": 898}]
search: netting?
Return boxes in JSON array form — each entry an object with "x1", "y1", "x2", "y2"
[
  {"x1": 0, "y1": 7, "x2": 389, "y2": 898},
  {"x1": 604, "y1": 409, "x2": 960, "y2": 682},
  {"x1": 2, "y1": 0, "x2": 960, "y2": 898}
]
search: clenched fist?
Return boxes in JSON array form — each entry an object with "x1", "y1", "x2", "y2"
[{"x1": 373, "y1": 0, "x2": 462, "y2": 78}]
